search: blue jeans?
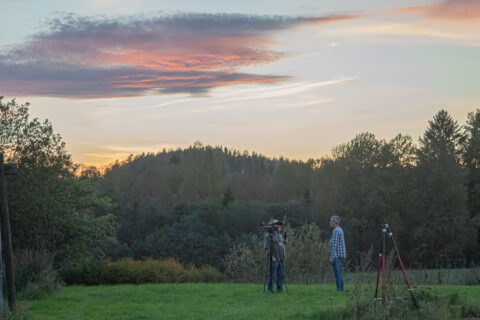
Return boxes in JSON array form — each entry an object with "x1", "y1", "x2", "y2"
[
  {"x1": 267, "y1": 260, "x2": 284, "y2": 292},
  {"x1": 332, "y1": 258, "x2": 344, "y2": 291}
]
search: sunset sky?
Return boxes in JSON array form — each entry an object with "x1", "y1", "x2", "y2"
[{"x1": 1, "y1": 0, "x2": 479, "y2": 166}]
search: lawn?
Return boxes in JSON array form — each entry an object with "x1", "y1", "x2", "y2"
[{"x1": 15, "y1": 284, "x2": 480, "y2": 320}]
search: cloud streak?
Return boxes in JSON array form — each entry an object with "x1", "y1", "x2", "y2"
[
  {"x1": 0, "y1": 12, "x2": 356, "y2": 98},
  {"x1": 395, "y1": 0, "x2": 480, "y2": 21}
]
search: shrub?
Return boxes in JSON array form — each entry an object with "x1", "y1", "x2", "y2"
[
  {"x1": 63, "y1": 258, "x2": 223, "y2": 285},
  {"x1": 61, "y1": 261, "x2": 106, "y2": 285},
  {"x1": 223, "y1": 237, "x2": 265, "y2": 283},
  {"x1": 14, "y1": 250, "x2": 63, "y2": 299},
  {"x1": 223, "y1": 223, "x2": 332, "y2": 283}
]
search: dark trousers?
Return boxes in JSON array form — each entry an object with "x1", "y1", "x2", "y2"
[
  {"x1": 332, "y1": 258, "x2": 344, "y2": 291},
  {"x1": 267, "y1": 260, "x2": 284, "y2": 292}
]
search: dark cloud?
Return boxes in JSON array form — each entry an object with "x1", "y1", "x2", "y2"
[{"x1": 0, "y1": 12, "x2": 356, "y2": 98}]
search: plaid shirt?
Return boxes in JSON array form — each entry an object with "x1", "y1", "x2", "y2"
[{"x1": 329, "y1": 226, "x2": 346, "y2": 259}]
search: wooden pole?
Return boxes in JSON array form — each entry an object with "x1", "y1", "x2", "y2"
[
  {"x1": 0, "y1": 173, "x2": 3, "y2": 319},
  {"x1": 0, "y1": 153, "x2": 16, "y2": 311}
]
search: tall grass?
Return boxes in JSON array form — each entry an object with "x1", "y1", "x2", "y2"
[{"x1": 344, "y1": 268, "x2": 480, "y2": 286}]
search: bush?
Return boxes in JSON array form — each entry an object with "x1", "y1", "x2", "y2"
[
  {"x1": 63, "y1": 258, "x2": 224, "y2": 285},
  {"x1": 223, "y1": 223, "x2": 332, "y2": 283},
  {"x1": 14, "y1": 250, "x2": 63, "y2": 299},
  {"x1": 223, "y1": 237, "x2": 265, "y2": 283},
  {"x1": 62, "y1": 261, "x2": 106, "y2": 285}
]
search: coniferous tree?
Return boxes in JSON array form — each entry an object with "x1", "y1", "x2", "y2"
[
  {"x1": 415, "y1": 110, "x2": 472, "y2": 266},
  {"x1": 463, "y1": 109, "x2": 480, "y2": 263}
]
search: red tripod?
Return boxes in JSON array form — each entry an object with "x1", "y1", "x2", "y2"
[{"x1": 374, "y1": 224, "x2": 418, "y2": 308}]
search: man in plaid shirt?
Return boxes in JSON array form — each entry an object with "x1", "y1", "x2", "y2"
[{"x1": 329, "y1": 215, "x2": 346, "y2": 291}]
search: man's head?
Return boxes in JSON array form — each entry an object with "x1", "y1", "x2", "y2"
[
  {"x1": 330, "y1": 215, "x2": 341, "y2": 228},
  {"x1": 270, "y1": 219, "x2": 282, "y2": 231}
]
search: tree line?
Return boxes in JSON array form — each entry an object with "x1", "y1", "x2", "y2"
[
  {"x1": 101, "y1": 109, "x2": 480, "y2": 268},
  {"x1": 1, "y1": 96, "x2": 479, "y2": 277}
]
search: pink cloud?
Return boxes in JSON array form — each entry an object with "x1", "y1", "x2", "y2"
[
  {"x1": 0, "y1": 13, "x2": 356, "y2": 98},
  {"x1": 396, "y1": 0, "x2": 480, "y2": 20}
]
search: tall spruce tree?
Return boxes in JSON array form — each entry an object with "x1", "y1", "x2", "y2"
[
  {"x1": 463, "y1": 109, "x2": 480, "y2": 263},
  {"x1": 415, "y1": 110, "x2": 472, "y2": 266}
]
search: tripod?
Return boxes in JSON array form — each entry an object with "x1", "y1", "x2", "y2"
[
  {"x1": 374, "y1": 224, "x2": 418, "y2": 308},
  {"x1": 263, "y1": 231, "x2": 288, "y2": 294}
]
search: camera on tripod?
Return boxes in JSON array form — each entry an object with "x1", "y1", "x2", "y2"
[{"x1": 260, "y1": 219, "x2": 282, "y2": 234}]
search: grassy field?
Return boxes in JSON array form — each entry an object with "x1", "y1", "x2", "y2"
[{"x1": 13, "y1": 283, "x2": 480, "y2": 320}]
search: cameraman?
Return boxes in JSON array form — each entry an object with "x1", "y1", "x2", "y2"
[{"x1": 264, "y1": 219, "x2": 286, "y2": 293}]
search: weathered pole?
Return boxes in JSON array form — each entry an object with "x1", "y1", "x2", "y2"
[
  {"x1": 0, "y1": 152, "x2": 16, "y2": 311},
  {"x1": 0, "y1": 169, "x2": 3, "y2": 319}
]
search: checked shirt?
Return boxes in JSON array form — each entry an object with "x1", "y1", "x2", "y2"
[{"x1": 329, "y1": 226, "x2": 346, "y2": 260}]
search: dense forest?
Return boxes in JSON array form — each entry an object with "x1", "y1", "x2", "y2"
[{"x1": 1, "y1": 96, "x2": 479, "y2": 283}]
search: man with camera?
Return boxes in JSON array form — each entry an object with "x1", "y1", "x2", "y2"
[
  {"x1": 263, "y1": 219, "x2": 286, "y2": 293},
  {"x1": 329, "y1": 215, "x2": 346, "y2": 291}
]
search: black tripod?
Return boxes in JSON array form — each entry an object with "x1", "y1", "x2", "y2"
[
  {"x1": 263, "y1": 231, "x2": 288, "y2": 294},
  {"x1": 374, "y1": 223, "x2": 418, "y2": 308}
]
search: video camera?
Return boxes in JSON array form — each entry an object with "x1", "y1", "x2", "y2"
[{"x1": 260, "y1": 219, "x2": 282, "y2": 234}]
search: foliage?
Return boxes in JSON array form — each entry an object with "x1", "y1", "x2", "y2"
[
  {"x1": 63, "y1": 258, "x2": 224, "y2": 285},
  {"x1": 413, "y1": 110, "x2": 474, "y2": 266},
  {"x1": 100, "y1": 108, "x2": 480, "y2": 269},
  {"x1": 3, "y1": 94, "x2": 480, "y2": 286},
  {"x1": 14, "y1": 250, "x2": 63, "y2": 299},
  {"x1": 223, "y1": 223, "x2": 332, "y2": 283},
  {"x1": 0, "y1": 96, "x2": 117, "y2": 274},
  {"x1": 463, "y1": 109, "x2": 480, "y2": 263}
]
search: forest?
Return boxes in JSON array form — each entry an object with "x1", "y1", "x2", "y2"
[{"x1": 1, "y1": 96, "x2": 479, "y2": 290}]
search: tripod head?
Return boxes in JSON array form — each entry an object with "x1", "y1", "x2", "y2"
[{"x1": 381, "y1": 223, "x2": 393, "y2": 237}]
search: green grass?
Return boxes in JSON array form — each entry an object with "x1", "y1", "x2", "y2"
[{"x1": 14, "y1": 284, "x2": 480, "y2": 320}]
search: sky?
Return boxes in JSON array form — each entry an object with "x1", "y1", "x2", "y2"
[{"x1": 1, "y1": 0, "x2": 479, "y2": 166}]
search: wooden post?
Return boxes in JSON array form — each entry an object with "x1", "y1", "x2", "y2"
[
  {"x1": 0, "y1": 175, "x2": 3, "y2": 319},
  {"x1": 0, "y1": 153, "x2": 16, "y2": 311}
]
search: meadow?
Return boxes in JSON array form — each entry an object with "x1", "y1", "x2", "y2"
[{"x1": 12, "y1": 283, "x2": 480, "y2": 320}]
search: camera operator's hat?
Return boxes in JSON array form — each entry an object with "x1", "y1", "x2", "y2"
[{"x1": 269, "y1": 219, "x2": 282, "y2": 225}]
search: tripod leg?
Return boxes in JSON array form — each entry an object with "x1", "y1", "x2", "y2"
[
  {"x1": 381, "y1": 253, "x2": 386, "y2": 302},
  {"x1": 389, "y1": 230, "x2": 419, "y2": 309},
  {"x1": 263, "y1": 250, "x2": 269, "y2": 293},
  {"x1": 396, "y1": 248, "x2": 419, "y2": 309},
  {"x1": 375, "y1": 254, "x2": 381, "y2": 299},
  {"x1": 388, "y1": 227, "x2": 419, "y2": 309},
  {"x1": 282, "y1": 260, "x2": 288, "y2": 294}
]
